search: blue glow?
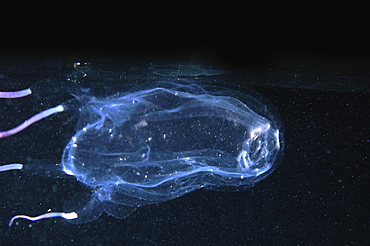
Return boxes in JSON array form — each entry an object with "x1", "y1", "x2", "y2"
[
  {"x1": 0, "y1": 78, "x2": 283, "y2": 225},
  {"x1": 60, "y1": 81, "x2": 283, "y2": 223}
]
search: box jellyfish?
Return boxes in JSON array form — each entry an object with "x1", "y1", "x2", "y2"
[{"x1": 0, "y1": 80, "x2": 283, "y2": 225}]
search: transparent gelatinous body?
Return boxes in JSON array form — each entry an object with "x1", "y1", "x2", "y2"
[{"x1": 62, "y1": 81, "x2": 283, "y2": 222}]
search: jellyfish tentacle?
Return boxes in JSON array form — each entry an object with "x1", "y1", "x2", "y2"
[
  {"x1": 0, "y1": 164, "x2": 23, "y2": 172},
  {"x1": 0, "y1": 88, "x2": 32, "y2": 98},
  {"x1": 9, "y1": 212, "x2": 78, "y2": 226},
  {"x1": 0, "y1": 105, "x2": 65, "y2": 138}
]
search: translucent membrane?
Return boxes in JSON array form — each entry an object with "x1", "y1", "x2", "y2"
[{"x1": 0, "y1": 81, "x2": 283, "y2": 225}]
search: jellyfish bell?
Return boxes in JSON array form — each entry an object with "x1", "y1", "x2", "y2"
[{"x1": 0, "y1": 80, "x2": 283, "y2": 226}]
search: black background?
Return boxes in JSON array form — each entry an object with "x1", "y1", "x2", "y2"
[{"x1": 0, "y1": 17, "x2": 369, "y2": 245}]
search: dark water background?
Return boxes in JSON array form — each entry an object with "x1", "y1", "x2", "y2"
[{"x1": 0, "y1": 32, "x2": 369, "y2": 245}]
